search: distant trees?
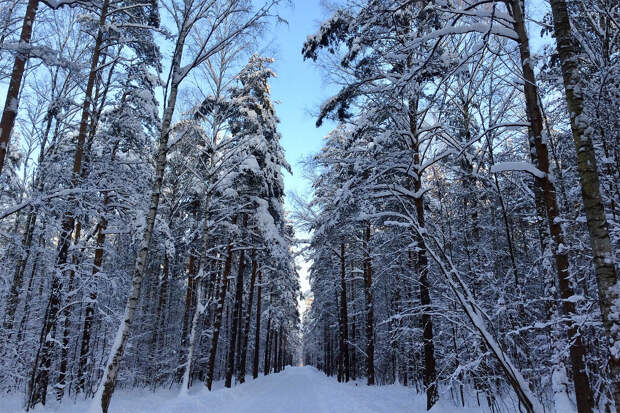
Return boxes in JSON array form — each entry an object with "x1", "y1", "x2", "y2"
[{"x1": 301, "y1": 1, "x2": 619, "y2": 412}]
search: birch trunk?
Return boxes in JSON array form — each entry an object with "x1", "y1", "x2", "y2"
[
  {"x1": 179, "y1": 208, "x2": 213, "y2": 390},
  {"x1": 90, "y1": 27, "x2": 184, "y2": 411},
  {"x1": 549, "y1": 2, "x2": 620, "y2": 410}
]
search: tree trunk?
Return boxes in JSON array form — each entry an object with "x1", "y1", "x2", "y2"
[
  {"x1": 225, "y1": 230, "x2": 246, "y2": 388},
  {"x1": 409, "y1": 97, "x2": 438, "y2": 411},
  {"x1": 56, "y1": 221, "x2": 83, "y2": 400},
  {"x1": 549, "y1": 2, "x2": 620, "y2": 410},
  {"x1": 180, "y1": 208, "x2": 214, "y2": 393},
  {"x1": 238, "y1": 251, "x2": 257, "y2": 383},
  {"x1": 77, "y1": 212, "x2": 108, "y2": 393},
  {"x1": 339, "y1": 243, "x2": 350, "y2": 382},
  {"x1": 264, "y1": 313, "x2": 272, "y2": 375},
  {"x1": 0, "y1": 0, "x2": 38, "y2": 175},
  {"x1": 364, "y1": 224, "x2": 375, "y2": 386},
  {"x1": 252, "y1": 270, "x2": 262, "y2": 379},
  {"x1": 205, "y1": 216, "x2": 237, "y2": 390},
  {"x1": 148, "y1": 255, "x2": 169, "y2": 388},
  {"x1": 177, "y1": 251, "x2": 197, "y2": 382},
  {"x1": 2, "y1": 208, "x2": 37, "y2": 347},
  {"x1": 509, "y1": 1, "x2": 594, "y2": 411}
]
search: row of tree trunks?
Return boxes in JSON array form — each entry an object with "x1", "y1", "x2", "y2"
[
  {"x1": 205, "y1": 215, "x2": 237, "y2": 390},
  {"x1": 509, "y1": 1, "x2": 594, "y2": 411},
  {"x1": 94, "y1": 18, "x2": 187, "y2": 411},
  {"x1": 27, "y1": 2, "x2": 111, "y2": 407},
  {"x1": 56, "y1": 221, "x2": 83, "y2": 400}
]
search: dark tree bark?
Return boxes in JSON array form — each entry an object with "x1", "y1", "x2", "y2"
[
  {"x1": 76, "y1": 204, "x2": 109, "y2": 393},
  {"x1": 408, "y1": 97, "x2": 438, "y2": 410},
  {"x1": 225, "y1": 226, "x2": 247, "y2": 388},
  {"x1": 264, "y1": 313, "x2": 272, "y2": 375},
  {"x1": 338, "y1": 243, "x2": 350, "y2": 382},
  {"x1": 252, "y1": 270, "x2": 263, "y2": 379},
  {"x1": 205, "y1": 216, "x2": 237, "y2": 390},
  {"x1": 148, "y1": 255, "x2": 169, "y2": 388},
  {"x1": 238, "y1": 251, "x2": 257, "y2": 383},
  {"x1": 0, "y1": 0, "x2": 38, "y2": 175},
  {"x1": 363, "y1": 224, "x2": 375, "y2": 386},
  {"x1": 2, "y1": 208, "x2": 37, "y2": 348},
  {"x1": 274, "y1": 329, "x2": 278, "y2": 373}
]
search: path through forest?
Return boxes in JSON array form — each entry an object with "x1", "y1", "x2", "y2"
[{"x1": 2, "y1": 366, "x2": 484, "y2": 412}]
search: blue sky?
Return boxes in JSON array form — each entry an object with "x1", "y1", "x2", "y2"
[
  {"x1": 264, "y1": 1, "x2": 339, "y2": 294},
  {"x1": 267, "y1": 1, "x2": 335, "y2": 210}
]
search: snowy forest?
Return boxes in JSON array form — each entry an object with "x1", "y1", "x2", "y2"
[{"x1": 0, "y1": 0, "x2": 618, "y2": 413}]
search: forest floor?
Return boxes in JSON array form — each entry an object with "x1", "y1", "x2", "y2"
[{"x1": 2, "y1": 366, "x2": 487, "y2": 412}]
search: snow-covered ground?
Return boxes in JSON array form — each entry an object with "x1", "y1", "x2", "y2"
[{"x1": 2, "y1": 366, "x2": 485, "y2": 413}]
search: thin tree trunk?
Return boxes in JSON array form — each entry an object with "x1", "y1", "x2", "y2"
[
  {"x1": 148, "y1": 255, "x2": 169, "y2": 389},
  {"x1": 349, "y1": 275, "x2": 357, "y2": 381},
  {"x1": 77, "y1": 209, "x2": 108, "y2": 393},
  {"x1": 549, "y1": 2, "x2": 620, "y2": 410},
  {"x1": 180, "y1": 207, "x2": 214, "y2": 392},
  {"x1": 264, "y1": 313, "x2": 272, "y2": 375},
  {"x1": 238, "y1": 251, "x2": 257, "y2": 383},
  {"x1": 2, "y1": 208, "x2": 37, "y2": 346},
  {"x1": 339, "y1": 243, "x2": 350, "y2": 382},
  {"x1": 252, "y1": 270, "x2": 263, "y2": 379},
  {"x1": 363, "y1": 224, "x2": 375, "y2": 385}
]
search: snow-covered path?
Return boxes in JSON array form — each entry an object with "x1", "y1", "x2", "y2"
[
  {"x1": 3, "y1": 366, "x2": 482, "y2": 412},
  {"x1": 193, "y1": 366, "x2": 417, "y2": 413}
]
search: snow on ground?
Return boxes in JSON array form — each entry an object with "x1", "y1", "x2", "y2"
[{"x1": 1, "y1": 366, "x2": 485, "y2": 413}]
